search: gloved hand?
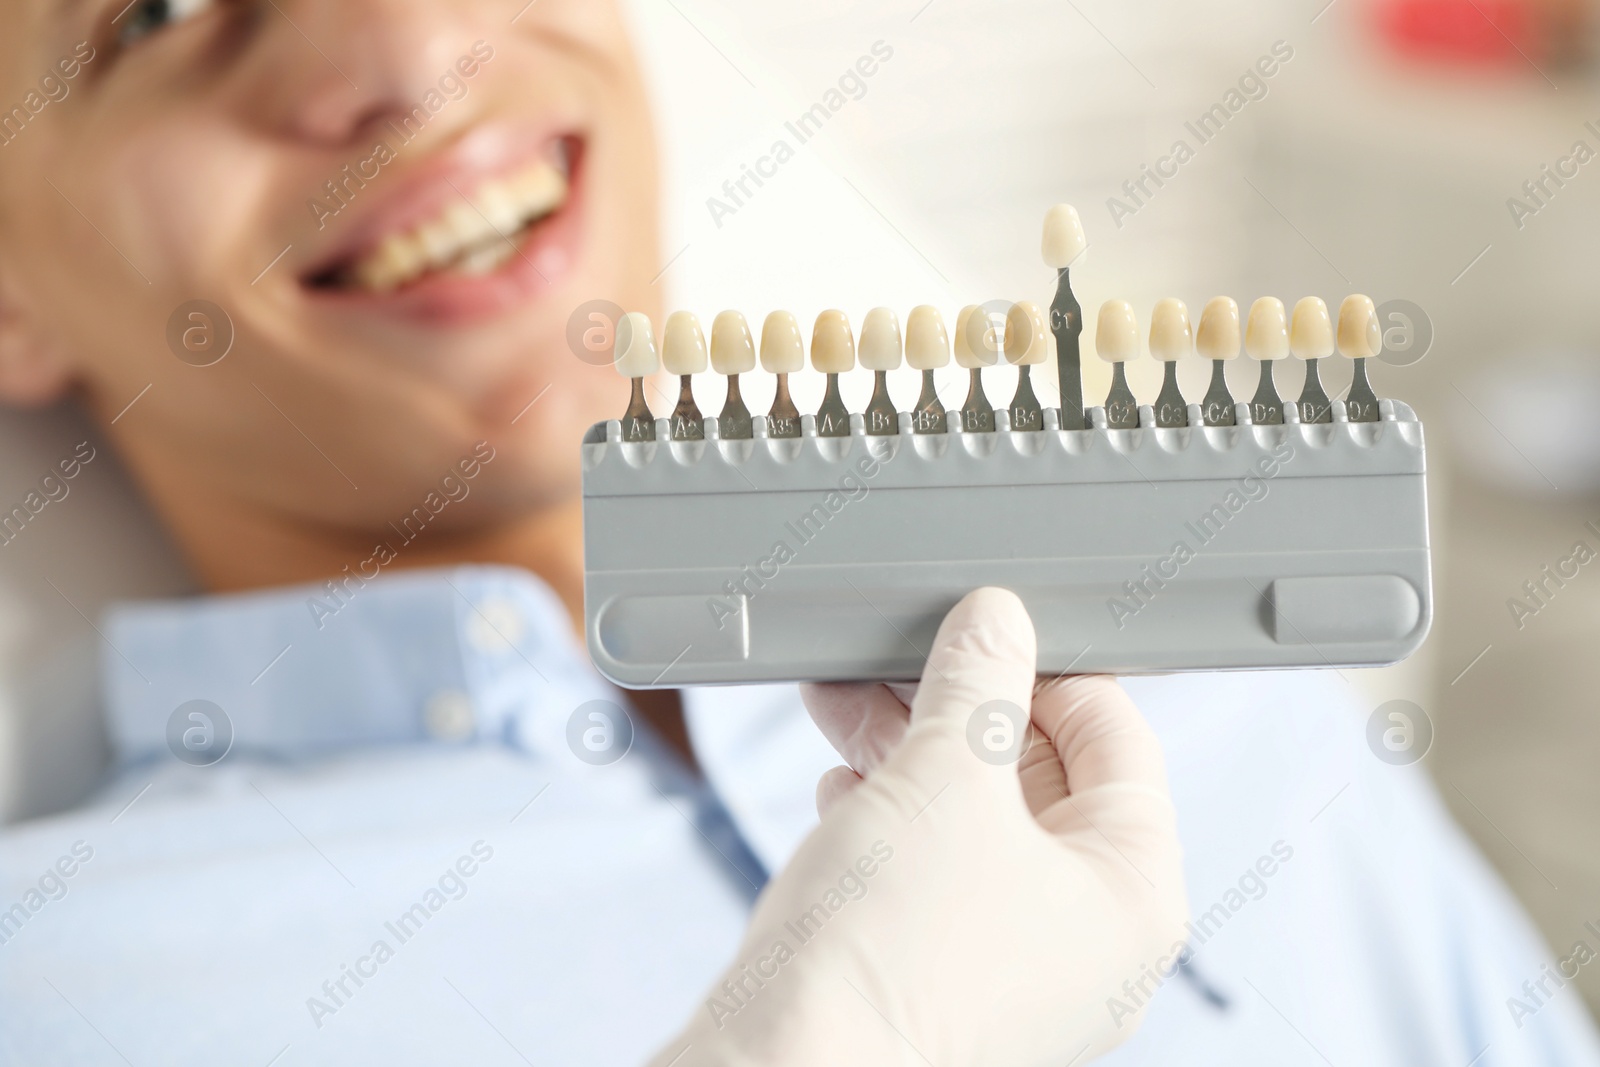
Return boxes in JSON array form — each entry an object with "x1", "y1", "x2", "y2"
[{"x1": 649, "y1": 587, "x2": 1187, "y2": 1067}]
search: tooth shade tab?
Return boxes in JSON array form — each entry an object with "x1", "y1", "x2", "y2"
[
  {"x1": 615, "y1": 313, "x2": 659, "y2": 378},
  {"x1": 662, "y1": 311, "x2": 708, "y2": 375},
  {"x1": 1338, "y1": 294, "x2": 1381, "y2": 359},
  {"x1": 1042, "y1": 204, "x2": 1087, "y2": 268},
  {"x1": 858, "y1": 307, "x2": 903, "y2": 371},
  {"x1": 1094, "y1": 299, "x2": 1140, "y2": 363},
  {"x1": 710, "y1": 311, "x2": 756, "y2": 374},
  {"x1": 1290, "y1": 297, "x2": 1334, "y2": 360},
  {"x1": 954, "y1": 304, "x2": 1002, "y2": 369},
  {"x1": 905, "y1": 305, "x2": 951, "y2": 370},
  {"x1": 760, "y1": 311, "x2": 805, "y2": 373},
  {"x1": 1246, "y1": 297, "x2": 1290, "y2": 361},
  {"x1": 1195, "y1": 296, "x2": 1241, "y2": 360},
  {"x1": 1149, "y1": 298, "x2": 1192, "y2": 362},
  {"x1": 1005, "y1": 301, "x2": 1050, "y2": 366},
  {"x1": 810, "y1": 309, "x2": 856, "y2": 373}
]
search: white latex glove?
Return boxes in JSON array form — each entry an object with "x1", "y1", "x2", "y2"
[{"x1": 650, "y1": 588, "x2": 1188, "y2": 1067}]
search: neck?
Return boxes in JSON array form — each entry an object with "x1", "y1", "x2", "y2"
[{"x1": 134, "y1": 468, "x2": 589, "y2": 636}]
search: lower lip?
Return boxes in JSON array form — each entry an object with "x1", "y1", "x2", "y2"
[{"x1": 303, "y1": 152, "x2": 586, "y2": 329}]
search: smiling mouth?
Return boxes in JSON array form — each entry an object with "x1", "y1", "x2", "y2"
[{"x1": 307, "y1": 137, "x2": 578, "y2": 295}]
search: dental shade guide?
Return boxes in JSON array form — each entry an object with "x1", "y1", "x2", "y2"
[
  {"x1": 1340, "y1": 294, "x2": 1382, "y2": 423},
  {"x1": 583, "y1": 207, "x2": 1432, "y2": 687},
  {"x1": 1246, "y1": 297, "x2": 1289, "y2": 426},
  {"x1": 614, "y1": 311, "x2": 658, "y2": 442},
  {"x1": 1197, "y1": 296, "x2": 1240, "y2": 427},
  {"x1": 710, "y1": 311, "x2": 756, "y2": 440},
  {"x1": 663, "y1": 311, "x2": 707, "y2": 442},
  {"x1": 907, "y1": 305, "x2": 950, "y2": 434},
  {"x1": 1043, "y1": 204, "x2": 1088, "y2": 431},
  {"x1": 1292, "y1": 297, "x2": 1335, "y2": 425},
  {"x1": 1149, "y1": 298, "x2": 1191, "y2": 429}
]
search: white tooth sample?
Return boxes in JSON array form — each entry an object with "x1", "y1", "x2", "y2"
[
  {"x1": 760, "y1": 311, "x2": 805, "y2": 374},
  {"x1": 954, "y1": 304, "x2": 1002, "y2": 369},
  {"x1": 1004, "y1": 301, "x2": 1049, "y2": 365},
  {"x1": 905, "y1": 305, "x2": 950, "y2": 370},
  {"x1": 474, "y1": 178, "x2": 521, "y2": 235},
  {"x1": 1094, "y1": 299, "x2": 1140, "y2": 362},
  {"x1": 1337, "y1": 294, "x2": 1381, "y2": 359},
  {"x1": 662, "y1": 311, "x2": 708, "y2": 375},
  {"x1": 810, "y1": 310, "x2": 855, "y2": 373},
  {"x1": 1245, "y1": 297, "x2": 1289, "y2": 361},
  {"x1": 1290, "y1": 297, "x2": 1334, "y2": 359},
  {"x1": 710, "y1": 311, "x2": 755, "y2": 375},
  {"x1": 1195, "y1": 297, "x2": 1241, "y2": 359},
  {"x1": 1149, "y1": 298, "x2": 1193, "y2": 361},
  {"x1": 858, "y1": 307, "x2": 902, "y2": 371},
  {"x1": 1041, "y1": 204, "x2": 1087, "y2": 268},
  {"x1": 614, "y1": 312, "x2": 659, "y2": 378}
]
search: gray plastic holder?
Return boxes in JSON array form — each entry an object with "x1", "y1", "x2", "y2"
[{"x1": 582, "y1": 398, "x2": 1431, "y2": 688}]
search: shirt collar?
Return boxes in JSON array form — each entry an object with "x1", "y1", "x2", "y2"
[{"x1": 102, "y1": 564, "x2": 607, "y2": 766}]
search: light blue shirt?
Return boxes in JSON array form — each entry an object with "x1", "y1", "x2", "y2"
[{"x1": 1, "y1": 565, "x2": 1596, "y2": 1066}]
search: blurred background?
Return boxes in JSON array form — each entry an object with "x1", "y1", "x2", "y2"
[{"x1": 0, "y1": 0, "x2": 1596, "y2": 1023}]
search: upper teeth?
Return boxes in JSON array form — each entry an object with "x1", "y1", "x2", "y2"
[{"x1": 350, "y1": 158, "x2": 569, "y2": 292}]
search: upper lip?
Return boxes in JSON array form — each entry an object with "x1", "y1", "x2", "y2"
[{"x1": 297, "y1": 121, "x2": 578, "y2": 286}]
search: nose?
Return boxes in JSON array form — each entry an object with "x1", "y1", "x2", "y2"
[{"x1": 247, "y1": 0, "x2": 479, "y2": 146}]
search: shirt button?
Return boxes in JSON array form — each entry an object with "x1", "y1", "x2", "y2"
[
  {"x1": 424, "y1": 690, "x2": 475, "y2": 742},
  {"x1": 467, "y1": 596, "x2": 526, "y2": 653}
]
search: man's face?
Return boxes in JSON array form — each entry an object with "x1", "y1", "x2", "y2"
[{"x1": 0, "y1": 0, "x2": 657, "y2": 540}]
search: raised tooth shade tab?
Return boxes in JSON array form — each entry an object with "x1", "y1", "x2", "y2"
[
  {"x1": 761, "y1": 311, "x2": 804, "y2": 438},
  {"x1": 1095, "y1": 299, "x2": 1140, "y2": 429},
  {"x1": 663, "y1": 311, "x2": 707, "y2": 441},
  {"x1": 1291, "y1": 296, "x2": 1334, "y2": 424},
  {"x1": 954, "y1": 305, "x2": 996, "y2": 433},
  {"x1": 812, "y1": 309, "x2": 855, "y2": 438},
  {"x1": 906, "y1": 305, "x2": 949, "y2": 435},
  {"x1": 1042, "y1": 204, "x2": 1087, "y2": 268},
  {"x1": 860, "y1": 307, "x2": 902, "y2": 437},
  {"x1": 615, "y1": 312, "x2": 658, "y2": 442},
  {"x1": 1150, "y1": 298, "x2": 1191, "y2": 428},
  {"x1": 1005, "y1": 300, "x2": 1048, "y2": 432},
  {"x1": 1338, "y1": 294, "x2": 1382, "y2": 422},
  {"x1": 711, "y1": 310, "x2": 755, "y2": 439},
  {"x1": 1246, "y1": 297, "x2": 1288, "y2": 425}
]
